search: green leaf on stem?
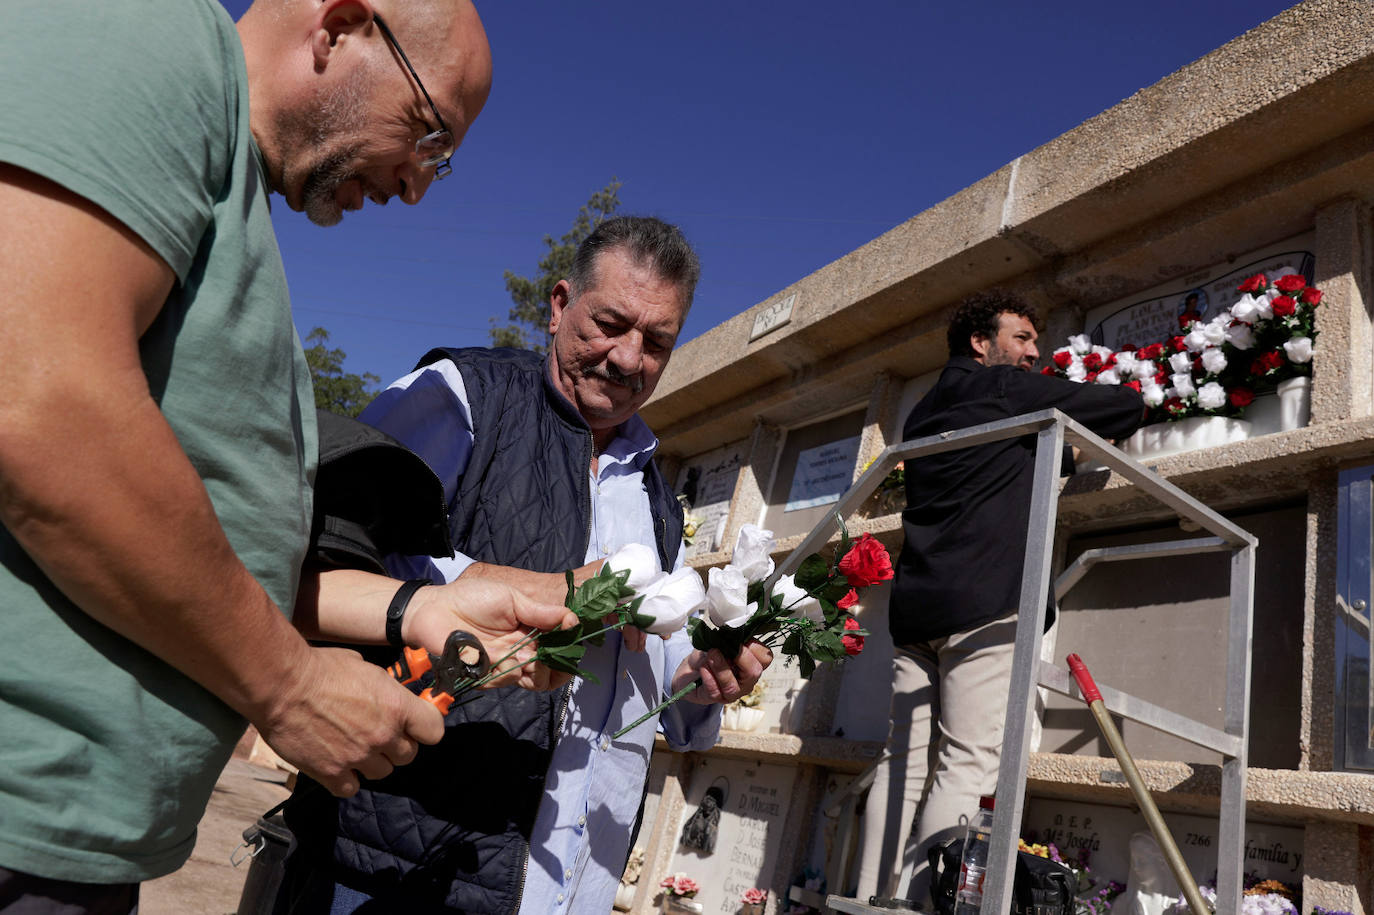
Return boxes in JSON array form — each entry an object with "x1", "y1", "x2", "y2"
[{"x1": 794, "y1": 554, "x2": 830, "y2": 592}]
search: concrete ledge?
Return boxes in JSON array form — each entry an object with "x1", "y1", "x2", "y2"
[{"x1": 1027, "y1": 753, "x2": 1374, "y2": 827}]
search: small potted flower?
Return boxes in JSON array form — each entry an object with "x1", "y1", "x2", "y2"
[
  {"x1": 740, "y1": 886, "x2": 768, "y2": 915},
  {"x1": 659, "y1": 873, "x2": 703, "y2": 914}
]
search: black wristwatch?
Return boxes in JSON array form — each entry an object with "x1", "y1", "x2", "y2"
[{"x1": 385, "y1": 579, "x2": 433, "y2": 649}]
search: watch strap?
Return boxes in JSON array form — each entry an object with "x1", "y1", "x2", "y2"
[{"x1": 385, "y1": 579, "x2": 433, "y2": 649}]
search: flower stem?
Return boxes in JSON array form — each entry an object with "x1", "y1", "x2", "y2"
[{"x1": 611, "y1": 676, "x2": 702, "y2": 738}]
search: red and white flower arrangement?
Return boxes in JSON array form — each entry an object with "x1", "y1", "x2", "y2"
[{"x1": 1044, "y1": 271, "x2": 1321, "y2": 425}]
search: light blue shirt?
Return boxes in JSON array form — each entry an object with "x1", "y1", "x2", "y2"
[{"x1": 359, "y1": 358, "x2": 720, "y2": 914}]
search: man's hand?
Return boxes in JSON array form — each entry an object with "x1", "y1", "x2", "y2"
[
  {"x1": 255, "y1": 646, "x2": 445, "y2": 797},
  {"x1": 403, "y1": 578, "x2": 577, "y2": 691},
  {"x1": 672, "y1": 640, "x2": 774, "y2": 705}
]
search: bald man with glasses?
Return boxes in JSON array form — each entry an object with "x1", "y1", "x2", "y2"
[{"x1": 0, "y1": 3, "x2": 566, "y2": 911}]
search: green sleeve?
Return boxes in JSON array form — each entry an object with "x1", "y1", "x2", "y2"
[{"x1": 0, "y1": 0, "x2": 241, "y2": 282}]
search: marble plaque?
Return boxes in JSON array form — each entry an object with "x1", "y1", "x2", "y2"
[
  {"x1": 757, "y1": 664, "x2": 808, "y2": 734},
  {"x1": 1083, "y1": 234, "x2": 1315, "y2": 351},
  {"x1": 668, "y1": 757, "x2": 798, "y2": 914},
  {"x1": 679, "y1": 447, "x2": 745, "y2": 558},
  {"x1": 785, "y1": 435, "x2": 861, "y2": 512},
  {"x1": 1023, "y1": 798, "x2": 1305, "y2": 886}
]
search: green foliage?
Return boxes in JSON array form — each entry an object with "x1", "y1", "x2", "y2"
[
  {"x1": 535, "y1": 563, "x2": 639, "y2": 684},
  {"x1": 489, "y1": 179, "x2": 622, "y2": 352},
  {"x1": 303, "y1": 327, "x2": 380, "y2": 418}
]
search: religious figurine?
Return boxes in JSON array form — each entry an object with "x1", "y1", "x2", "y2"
[{"x1": 679, "y1": 784, "x2": 726, "y2": 853}]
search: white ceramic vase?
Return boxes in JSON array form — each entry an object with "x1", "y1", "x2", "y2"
[{"x1": 1245, "y1": 375, "x2": 1311, "y2": 435}]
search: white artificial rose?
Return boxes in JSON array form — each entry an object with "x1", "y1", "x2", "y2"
[
  {"x1": 1068, "y1": 333, "x2": 1092, "y2": 355},
  {"x1": 730, "y1": 524, "x2": 776, "y2": 582},
  {"x1": 1200, "y1": 347, "x2": 1227, "y2": 374},
  {"x1": 705, "y1": 565, "x2": 752, "y2": 628},
  {"x1": 1168, "y1": 352, "x2": 1193, "y2": 373},
  {"x1": 1142, "y1": 383, "x2": 1166, "y2": 407},
  {"x1": 1170, "y1": 373, "x2": 1196, "y2": 398},
  {"x1": 1202, "y1": 318, "x2": 1227, "y2": 347},
  {"x1": 1132, "y1": 359, "x2": 1158, "y2": 381},
  {"x1": 1095, "y1": 369, "x2": 1121, "y2": 385},
  {"x1": 1197, "y1": 381, "x2": 1227, "y2": 410},
  {"x1": 1231, "y1": 295, "x2": 1260, "y2": 323},
  {"x1": 1091, "y1": 345, "x2": 1114, "y2": 361},
  {"x1": 1283, "y1": 336, "x2": 1313, "y2": 364},
  {"x1": 1225, "y1": 322, "x2": 1255, "y2": 350},
  {"x1": 776, "y1": 574, "x2": 824, "y2": 624},
  {"x1": 1183, "y1": 328, "x2": 1208, "y2": 353},
  {"x1": 604, "y1": 543, "x2": 661, "y2": 591},
  {"x1": 636, "y1": 568, "x2": 707, "y2": 635},
  {"x1": 1066, "y1": 362, "x2": 1087, "y2": 383},
  {"x1": 1254, "y1": 292, "x2": 1275, "y2": 320},
  {"x1": 1113, "y1": 352, "x2": 1138, "y2": 376}
]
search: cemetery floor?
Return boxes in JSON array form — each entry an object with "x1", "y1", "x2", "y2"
[{"x1": 141, "y1": 732, "x2": 291, "y2": 915}]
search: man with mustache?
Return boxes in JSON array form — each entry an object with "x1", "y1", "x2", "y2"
[
  {"x1": 277, "y1": 216, "x2": 773, "y2": 914},
  {"x1": 0, "y1": 2, "x2": 578, "y2": 911},
  {"x1": 856, "y1": 292, "x2": 1145, "y2": 905}
]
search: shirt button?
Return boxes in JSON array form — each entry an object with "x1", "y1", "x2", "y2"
[
  {"x1": 557, "y1": 893, "x2": 565, "y2": 903},
  {"x1": 565, "y1": 868, "x2": 574, "y2": 880},
  {"x1": 577, "y1": 815, "x2": 587, "y2": 828},
  {"x1": 601, "y1": 737, "x2": 611, "y2": 751}
]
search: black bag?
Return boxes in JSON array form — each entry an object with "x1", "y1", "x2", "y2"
[
  {"x1": 234, "y1": 801, "x2": 294, "y2": 915},
  {"x1": 929, "y1": 838, "x2": 1077, "y2": 915}
]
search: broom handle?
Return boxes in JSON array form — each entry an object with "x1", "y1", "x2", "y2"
[{"x1": 1066, "y1": 654, "x2": 1211, "y2": 915}]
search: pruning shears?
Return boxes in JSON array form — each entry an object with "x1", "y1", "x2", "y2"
[{"x1": 388, "y1": 630, "x2": 490, "y2": 715}]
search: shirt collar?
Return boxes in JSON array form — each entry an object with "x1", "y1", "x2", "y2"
[{"x1": 598, "y1": 413, "x2": 660, "y2": 472}]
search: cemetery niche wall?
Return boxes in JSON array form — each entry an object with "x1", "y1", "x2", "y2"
[{"x1": 629, "y1": 6, "x2": 1374, "y2": 913}]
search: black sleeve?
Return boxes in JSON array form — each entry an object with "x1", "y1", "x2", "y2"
[{"x1": 1003, "y1": 370, "x2": 1146, "y2": 441}]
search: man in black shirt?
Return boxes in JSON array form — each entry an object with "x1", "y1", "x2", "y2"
[{"x1": 856, "y1": 292, "x2": 1144, "y2": 904}]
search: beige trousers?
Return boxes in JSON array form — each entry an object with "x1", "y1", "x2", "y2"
[{"x1": 854, "y1": 613, "x2": 1021, "y2": 906}]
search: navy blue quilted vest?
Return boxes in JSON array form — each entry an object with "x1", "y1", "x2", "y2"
[{"x1": 281, "y1": 348, "x2": 682, "y2": 915}]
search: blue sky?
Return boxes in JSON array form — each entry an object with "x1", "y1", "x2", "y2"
[{"x1": 219, "y1": 0, "x2": 1297, "y2": 386}]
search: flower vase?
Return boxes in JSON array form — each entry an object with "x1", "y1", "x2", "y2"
[
  {"x1": 662, "y1": 897, "x2": 704, "y2": 914},
  {"x1": 1244, "y1": 391, "x2": 1283, "y2": 436},
  {"x1": 739, "y1": 904, "x2": 766, "y2": 915},
  {"x1": 1277, "y1": 375, "x2": 1311, "y2": 430},
  {"x1": 614, "y1": 882, "x2": 637, "y2": 911},
  {"x1": 736, "y1": 706, "x2": 764, "y2": 731}
]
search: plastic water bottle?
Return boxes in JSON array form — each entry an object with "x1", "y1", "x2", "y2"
[{"x1": 953, "y1": 795, "x2": 996, "y2": 915}]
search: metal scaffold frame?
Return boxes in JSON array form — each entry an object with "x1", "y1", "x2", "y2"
[{"x1": 779, "y1": 409, "x2": 1255, "y2": 915}]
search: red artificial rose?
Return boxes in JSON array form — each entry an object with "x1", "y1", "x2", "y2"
[
  {"x1": 1084, "y1": 371, "x2": 1099, "y2": 383},
  {"x1": 1229, "y1": 387, "x2": 1255, "y2": 408},
  {"x1": 1154, "y1": 368, "x2": 1168, "y2": 385},
  {"x1": 1169, "y1": 335, "x2": 1188, "y2": 353},
  {"x1": 1271, "y1": 295, "x2": 1297, "y2": 317},
  {"x1": 1237, "y1": 273, "x2": 1268, "y2": 293},
  {"x1": 1164, "y1": 396, "x2": 1186, "y2": 416},
  {"x1": 1250, "y1": 351, "x2": 1284, "y2": 376},
  {"x1": 1178, "y1": 311, "x2": 1201, "y2": 329},
  {"x1": 836, "y1": 589, "x2": 859, "y2": 610},
  {"x1": 1124, "y1": 379, "x2": 1142, "y2": 392},
  {"x1": 1139, "y1": 342, "x2": 1165, "y2": 360},
  {"x1": 1301, "y1": 288, "x2": 1322, "y2": 306},
  {"x1": 1040, "y1": 366, "x2": 1055, "y2": 376},
  {"x1": 838, "y1": 533, "x2": 894, "y2": 587},
  {"x1": 1119, "y1": 343, "x2": 1138, "y2": 352},
  {"x1": 1275, "y1": 274, "x2": 1307, "y2": 294},
  {"x1": 841, "y1": 616, "x2": 865, "y2": 656},
  {"x1": 1082, "y1": 352, "x2": 1103, "y2": 372},
  {"x1": 1052, "y1": 351, "x2": 1073, "y2": 369}
]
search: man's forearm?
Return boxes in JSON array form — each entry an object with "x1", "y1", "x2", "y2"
[{"x1": 0, "y1": 382, "x2": 310, "y2": 725}]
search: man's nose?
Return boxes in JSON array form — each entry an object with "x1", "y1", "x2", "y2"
[
  {"x1": 608, "y1": 333, "x2": 644, "y2": 375},
  {"x1": 1026, "y1": 343, "x2": 1040, "y2": 362},
  {"x1": 397, "y1": 159, "x2": 436, "y2": 205}
]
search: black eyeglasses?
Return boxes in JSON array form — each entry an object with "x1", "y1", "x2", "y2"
[{"x1": 373, "y1": 12, "x2": 454, "y2": 180}]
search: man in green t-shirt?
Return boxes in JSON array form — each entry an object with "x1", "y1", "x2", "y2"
[{"x1": 0, "y1": 1, "x2": 568, "y2": 909}]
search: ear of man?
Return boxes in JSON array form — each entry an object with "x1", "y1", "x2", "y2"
[{"x1": 311, "y1": 0, "x2": 375, "y2": 70}]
